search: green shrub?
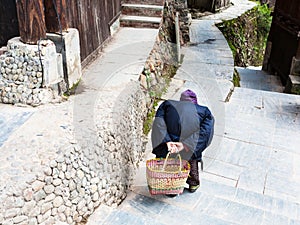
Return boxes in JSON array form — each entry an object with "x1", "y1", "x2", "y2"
[{"x1": 216, "y1": 3, "x2": 272, "y2": 67}]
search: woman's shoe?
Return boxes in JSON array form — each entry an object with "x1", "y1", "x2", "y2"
[
  {"x1": 188, "y1": 185, "x2": 200, "y2": 193},
  {"x1": 165, "y1": 194, "x2": 177, "y2": 198}
]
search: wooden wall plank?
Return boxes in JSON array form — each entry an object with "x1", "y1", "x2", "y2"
[
  {"x1": 0, "y1": 0, "x2": 19, "y2": 46},
  {"x1": 66, "y1": 0, "x2": 121, "y2": 61},
  {"x1": 44, "y1": 0, "x2": 68, "y2": 33}
]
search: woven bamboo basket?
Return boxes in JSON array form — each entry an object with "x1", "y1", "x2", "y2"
[{"x1": 146, "y1": 153, "x2": 190, "y2": 195}]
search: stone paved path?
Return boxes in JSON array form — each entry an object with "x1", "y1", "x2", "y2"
[{"x1": 86, "y1": 0, "x2": 300, "y2": 224}]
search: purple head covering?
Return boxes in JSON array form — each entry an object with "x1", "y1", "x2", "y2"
[{"x1": 180, "y1": 89, "x2": 198, "y2": 104}]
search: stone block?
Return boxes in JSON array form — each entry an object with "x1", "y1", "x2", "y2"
[
  {"x1": 237, "y1": 168, "x2": 267, "y2": 194},
  {"x1": 290, "y1": 75, "x2": 300, "y2": 94},
  {"x1": 47, "y1": 28, "x2": 82, "y2": 90},
  {"x1": 262, "y1": 211, "x2": 290, "y2": 225},
  {"x1": 110, "y1": 18, "x2": 120, "y2": 36},
  {"x1": 204, "y1": 197, "x2": 264, "y2": 224},
  {"x1": 285, "y1": 75, "x2": 300, "y2": 94},
  {"x1": 42, "y1": 43, "x2": 64, "y2": 87},
  {"x1": 290, "y1": 57, "x2": 300, "y2": 76}
]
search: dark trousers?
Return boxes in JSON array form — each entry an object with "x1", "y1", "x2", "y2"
[{"x1": 186, "y1": 159, "x2": 200, "y2": 186}]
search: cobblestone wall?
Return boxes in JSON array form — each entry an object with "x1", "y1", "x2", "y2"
[
  {"x1": 0, "y1": 38, "x2": 63, "y2": 106},
  {"x1": 0, "y1": 82, "x2": 147, "y2": 225}
]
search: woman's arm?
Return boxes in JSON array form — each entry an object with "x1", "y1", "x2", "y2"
[{"x1": 180, "y1": 106, "x2": 214, "y2": 159}]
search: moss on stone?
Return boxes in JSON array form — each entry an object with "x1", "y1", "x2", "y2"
[
  {"x1": 216, "y1": 3, "x2": 272, "y2": 67},
  {"x1": 142, "y1": 64, "x2": 177, "y2": 135}
]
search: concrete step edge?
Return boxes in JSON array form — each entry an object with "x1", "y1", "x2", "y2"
[
  {"x1": 123, "y1": 0, "x2": 165, "y2": 6},
  {"x1": 230, "y1": 87, "x2": 296, "y2": 99},
  {"x1": 122, "y1": 3, "x2": 164, "y2": 10},
  {"x1": 235, "y1": 66, "x2": 281, "y2": 79},
  {"x1": 120, "y1": 15, "x2": 162, "y2": 23}
]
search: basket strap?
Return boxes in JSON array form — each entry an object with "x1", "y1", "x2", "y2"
[{"x1": 162, "y1": 152, "x2": 182, "y2": 173}]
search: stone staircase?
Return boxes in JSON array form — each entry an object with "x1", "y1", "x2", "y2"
[
  {"x1": 87, "y1": 176, "x2": 300, "y2": 224},
  {"x1": 120, "y1": 0, "x2": 165, "y2": 28},
  {"x1": 235, "y1": 66, "x2": 285, "y2": 93}
]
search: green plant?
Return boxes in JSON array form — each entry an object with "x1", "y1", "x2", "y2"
[
  {"x1": 216, "y1": 3, "x2": 272, "y2": 67},
  {"x1": 143, "y1": 100, "x2": 158, "y2": 135},
  {"x1": 63, "y1": 78, "x2": 81, "y2": 97},
  {"x1": 256, "y1": 4, "x2": 272, "y2": 41},
  {"x1": 233, "y1": 68, "x2": 241, "y2": 87},
  {"x1": 142, "y1": 64, "x2": 177, "y2": 135}
]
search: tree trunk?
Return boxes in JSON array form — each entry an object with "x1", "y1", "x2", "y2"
[
  {"x1": 44, "y1": 0, "x2": 69, "y2": 33},
  {"x1": 16, "y1": 0, "x2": 46, "y2": 44}
]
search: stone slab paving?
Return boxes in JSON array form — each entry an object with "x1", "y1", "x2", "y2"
[
  {"x1": 217, "y1": 87, "x2": 300, "y2": 203},
  {"x1": 236, "y1": 66, "x2": 285, "y2": 92},
  {"x1": 0, "y1": 101, "x2": 75, "y2": 197},
  {"x1": 1, "y1": 0, "x2": 299, "y2": 224},
  {"x1": 0, "y1": 105, "x2": 34, "y2": 147},
  {"x1": 82, "y1": 27, "x2": 158, "y2": 90}
]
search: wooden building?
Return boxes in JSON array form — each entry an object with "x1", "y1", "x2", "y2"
[
  {"x1": 0, "y1": 0, "x2": 121, "y2": 66},
  {"x1": 263, "y1": 0, "x2": 300, "y2": 91}
]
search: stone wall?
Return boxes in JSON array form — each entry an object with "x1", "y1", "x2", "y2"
[
  {"x1": 216, "y1": 4, "x2": 272, "y2": 67},
  {"x1": 187, "y1": 0, "x2": 231, "y2": 12},
  {"x1": 0, "y1": 38, "x2": 63, "y2": 106},
  {"x1": 140, "y1": 0, "x2": 191, "y2": 106},
  {"x1": 0, "y1": 82, "x2": 147, "y2": 225},
  {"x1": 0, "y1": 28, "x2": 82, "y2": 106}
]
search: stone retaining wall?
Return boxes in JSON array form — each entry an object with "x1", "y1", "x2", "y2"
[
  {"x1": 0, "y1": 82, "x2": 147, "y2": 225},
  {"x1": 140, "y1": 0, "x2": 191, "y2": 103}
]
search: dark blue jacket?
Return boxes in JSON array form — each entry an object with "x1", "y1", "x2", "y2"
[{"x1": 151, "y1": 100, "x2": 214, "y2": 161}]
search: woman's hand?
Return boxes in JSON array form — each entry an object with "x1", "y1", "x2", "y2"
[
  {"x1": 174, "y1": 142, "x2": 184, "y2": 151},
  {"x1": 166, "y1": 142, "x2": 178, "y2": 153},
  {"x1": 166, "y1": 142, "x2": 184, "y2": 153}
]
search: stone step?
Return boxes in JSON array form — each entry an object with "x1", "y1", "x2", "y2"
[
  {"x1": 120, "y1": 15, "x2": 162, "y2": 28},
  {"x1": 128, "y1": 162, "x2": 300, "y2": 224},
  {"x1": 199, "y1": 178, "x2": 300, "y2": 222},
  {"x1": 235, "y1": 66, "x2": 284, "y2": 93},
  {"x1": 88, "y1": 180, "x2": 300, "y2": 225},
  {"x1": 286, "y1": 74, "x2": 300, "y2": 94},
  {"x1": 122, "y1": 4, "x2": 164, "y2": 17},
  {"x1": 123, "y1": 0, "x2": 165, "y2": 6}
]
